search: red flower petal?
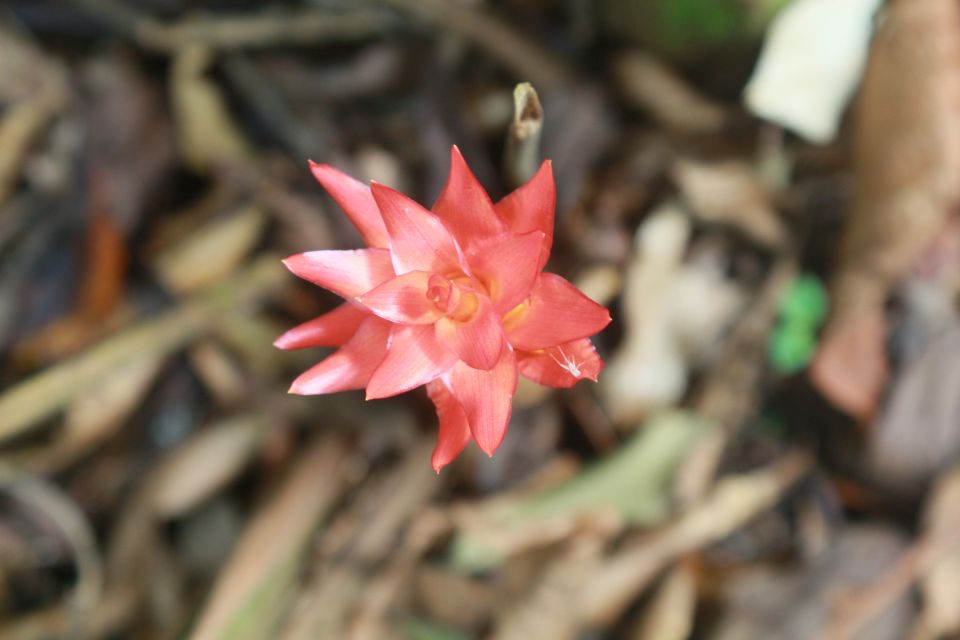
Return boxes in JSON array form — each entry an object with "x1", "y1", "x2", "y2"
[
  {"x1": 436, "y1": 295, "x2": 504, "y2": 370},
  {"x1": 505, "y1": 273, "x2": 611, "y2": 351},
  {"x1": 494, "y1": 160, "x2": 555, "y2": 269},
  {"x1": 288, "y1": 317, "x2": 390, "y2": 394},
  {"x1": 517, "y1": 338, "x2": 604, "y2": 388},
  {"x1": 309, "y1": 161, "x2": 389, "y2": 248},
  {"x1": 427, "y1": 380, "x2": 471, "y2": 472},
  {"x1": 370, "y1": 182, "x2": 462, "y2": 275},
  {"x1": 433, "y1": 146, "x2": 504, "y2": 250},
  {"x1": 466, "y1": 231, "x2": 545, "y2": 314},
  {"x1": 366, "y1": 324, "x2": 458, "y2": 399},
  {"x1": 273, "y1": 303, "x2": 368, "y2": 350},
  {"x1": 356, "y1": 271, "x2": 444, "y2": 324},
  {"x1": 445, "y1": 348, "x2": 517, "y2": 456},
  {"x1": 283, "y1": 248, "x2": 394, "y2": 300}
]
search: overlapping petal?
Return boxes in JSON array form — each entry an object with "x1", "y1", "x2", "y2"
[
  {"x1": 517, "y1": 338, "x2": 604, "y2": 388},
  {"x1": 435, "y1": 295, "x2": 504, "y2": 370},
  {"x1": 433, "y1": 146, "x2": 505, "y2": 249},
  {"x1": 371, "y1": 182, "x2": 462, "y2": 275},
  {"x1": 309, "y1": 161, "x2": 389, "y2": 248},
  {"x1": 504, "y1": 273, "x2": 612, "y2": 351},
  {"x1": 445, "y1": 349, "x2": 518, "y2": 455},
  {"x1": 465, "y1": 231, "x2": 544, "y2": 314},
  {"x1": 283, "y1": 248, "x2": 394, "y2": 300},
  {"x1": 288, "y1": 317, "x2": 390, "y2": 394},
  {"x1": 356, "y1": 271, "x2": 446, "y2": 324},
  {"x1": 427, "y1": 380, "x2": 471, "y2": 472},
  {"x1": 273, "y1": 303, "x2": 367, "y2": 350},
  {"x1": 366, "y1": 324, "x2": 457, "y2": 399},
  {"x1": 494, "y1": 160, "x2": 555, "y2": 268}
]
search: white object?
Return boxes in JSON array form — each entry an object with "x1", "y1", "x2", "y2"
[{"x1": 744, "y1": 0, "x2": 883, "y2": 143}]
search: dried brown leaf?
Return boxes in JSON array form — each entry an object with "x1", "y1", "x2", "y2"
[
  {"x1": 818, "y1": 0, "x2": 960, "y2": 418},
  {"x1": 189, "y1": 436, "x2": 348, "y2": 640}
]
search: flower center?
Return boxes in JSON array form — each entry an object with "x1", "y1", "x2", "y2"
[{"x1": 426, "y1": 273, "x2": 480, "y2": 321}]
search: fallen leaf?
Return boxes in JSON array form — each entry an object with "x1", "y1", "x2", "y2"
[
  {"x1": 189, "y1": 436, "x2": 348, "y2": 640},
  {"x1": 816, "y1": 0, "x2": 960, "y2": 419}
]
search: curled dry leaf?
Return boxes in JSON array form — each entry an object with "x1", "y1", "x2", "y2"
[
  {"x1": 814, "y1": 0, "x2": 960, "y2": 420},
  {"x1": 603, "y1": 205, "x2": 691, "y2": 422},
  {"x1": 603, "y1": 204, "x2": 747, "y2": 424}
]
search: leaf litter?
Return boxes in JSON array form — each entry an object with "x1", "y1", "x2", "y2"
[{"x1": 0, "y1": 0, "x2": 958, "y2": 638}]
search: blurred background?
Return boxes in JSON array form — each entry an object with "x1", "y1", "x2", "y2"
[{"x1": 1, "y1": 0, "x2": 959, "y2": 638}]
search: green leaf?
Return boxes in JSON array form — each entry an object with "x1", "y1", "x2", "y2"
[
  {"x1": 780, "y1": 274, "x2": 829, "y2": 327},
  {"x1": 769, "y1": 323, "x2": 817, "y2": 374},
  {"x1": 450, "y1": 411, "x2": 712, "y2": 570}
]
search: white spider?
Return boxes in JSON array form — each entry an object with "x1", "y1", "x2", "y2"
[{"x1": 549, "y1": 346, "x2": 582, "y2": 378}]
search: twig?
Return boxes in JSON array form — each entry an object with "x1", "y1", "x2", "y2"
[
  {"x1": 504, "y1": 82, "x2": 544, "y2": 188},
  {"x1": 674, "y1": 255, "x2": 797, "y2": 506},
  {"x1": 0, "y1": 255, "x2": 285, "y2": 443}
]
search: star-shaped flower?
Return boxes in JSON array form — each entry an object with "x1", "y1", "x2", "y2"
[{"x1": 276, "y1": 147, "x2": 611, "y2": 470}]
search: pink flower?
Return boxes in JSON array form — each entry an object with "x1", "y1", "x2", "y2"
[{"x1": 275, "y1": 147, "x2": 611, "y2": 470}]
